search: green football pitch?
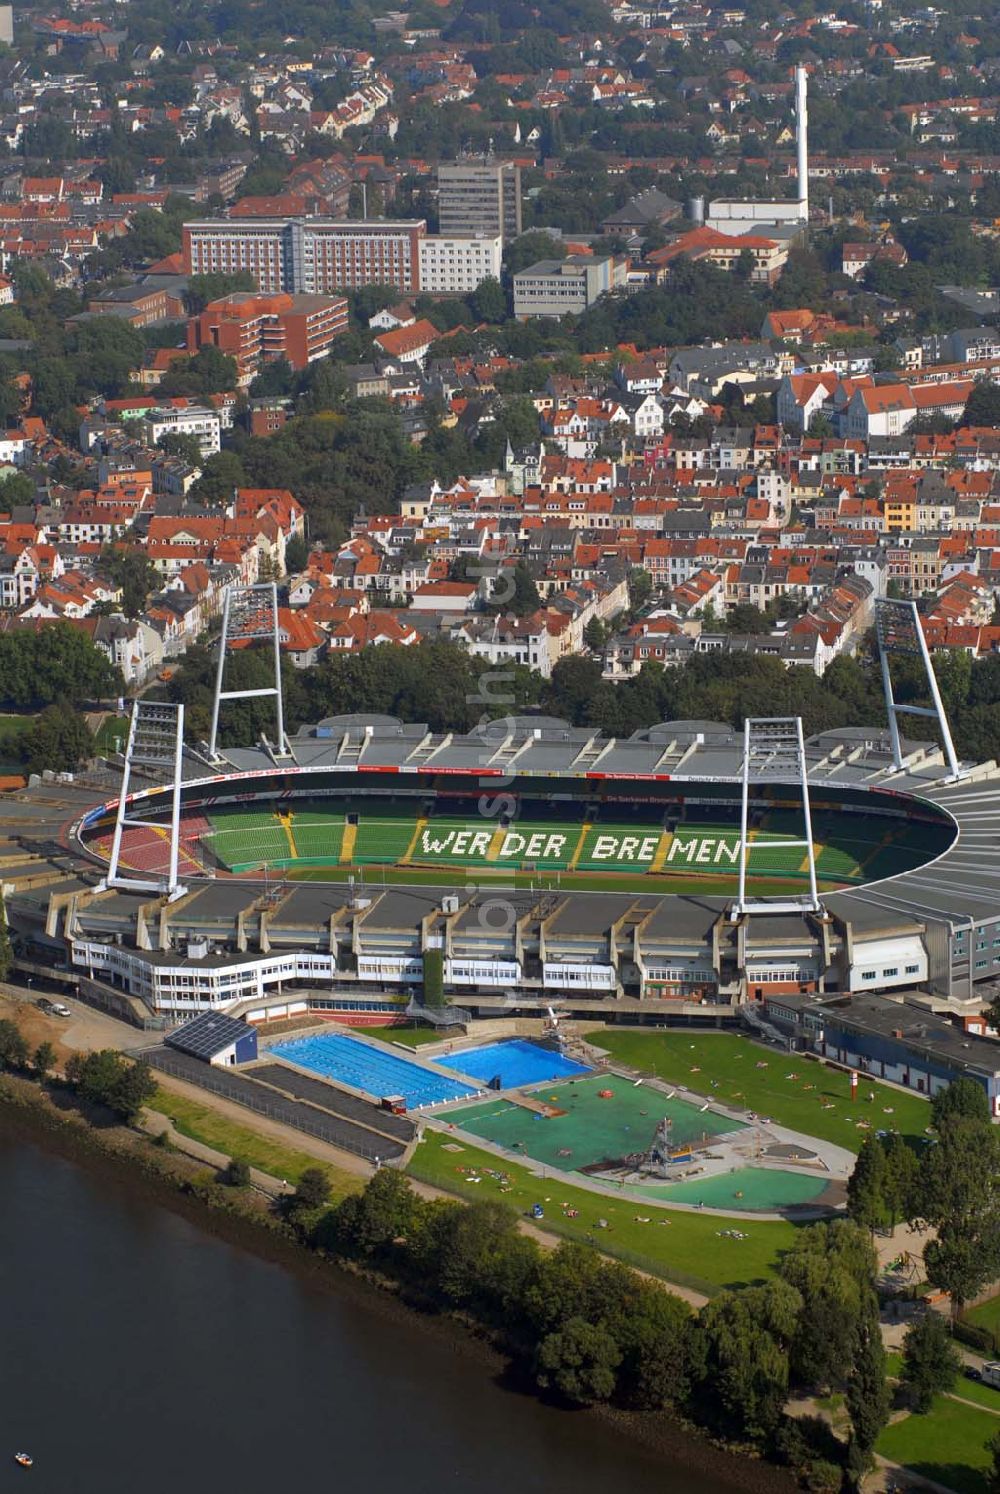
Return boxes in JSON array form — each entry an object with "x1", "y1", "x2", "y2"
[{"x1": 194, "y1": 798, "x2": 948, "y2": 890}]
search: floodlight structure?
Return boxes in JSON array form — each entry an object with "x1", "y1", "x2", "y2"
[
  {"x1": 208, "y1": 582, "x2": 288, "y2": 760},
  {"x1": 733, "y1": 716, "x2": 820, "y2": 919},
  {"x1": 875, "y1": 598, "x2": 963, "y2": 781},
  {"x1": 106, "y1": 700, "x2": 185, "y2": 896}
]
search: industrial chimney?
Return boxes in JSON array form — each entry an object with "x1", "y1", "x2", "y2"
[{"x1": 796, "y1": 65, "x2": 809, "y2": 221}]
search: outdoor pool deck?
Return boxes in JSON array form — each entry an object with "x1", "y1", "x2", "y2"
[{"x1": 445, "y1": 1074, "x2": 746, "y2": 1172}]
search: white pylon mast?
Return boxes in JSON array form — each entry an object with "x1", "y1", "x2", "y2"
[
  {"x1": 106, "y1": 700, "x2": 185, "y2": 896},
  {"x1": 209, "y1": 582, "x2": 288, "y2": 760},
  {"x1": 875, "y1": 598, "x2": 963, "y2": 781},
  {"x1": 733, "y1": 716, "x2": 820, "y2": 919}
]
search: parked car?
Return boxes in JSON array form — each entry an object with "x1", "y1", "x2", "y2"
[{"x1": 36, "y1": 997, "x2": 70, "y2": 1018}]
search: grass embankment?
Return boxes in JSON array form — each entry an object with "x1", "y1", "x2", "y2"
[
  {"x1": 598, "y1": 1032, "x2": 931, "y2": 1153},
  {"x1": 407, "y1": 1127, "x2": 799, "y2": 1296},
  {"x1": 353, "y1": 1025, "x2": 445, "y2": 1049},
  {"x1": 92, "y1": 714, "x2": 129, "y2": 754},
  {"x1": 967, "y1": 1293, "x2": 1000, "y2": 1350},
  {"x1": 151, "y1": 1086, "x2": 362, "y2": 1199},
  {"x1": 877, "y1": 1397, "x2": 998, "y2": 1494}
]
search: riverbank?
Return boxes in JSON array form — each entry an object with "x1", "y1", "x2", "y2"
[{"x1": 0, "y1": 1073, "x2": 797, "y2": 1494}]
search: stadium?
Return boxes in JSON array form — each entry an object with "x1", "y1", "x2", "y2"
[{"x1": 4, "y1": 593, "x2": 1000, "y2": 1037}]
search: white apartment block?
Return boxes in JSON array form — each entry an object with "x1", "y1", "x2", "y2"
[
  {"x1": 418, "y1": 233, "x2": 502, "y2": 295},
  {"x1": 141, "y1": 406, "x2": 222, "y2": 456}
]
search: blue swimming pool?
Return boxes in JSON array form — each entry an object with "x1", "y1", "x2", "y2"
[
  {"x1": 271, "y1": 1033, "x2": 478, "y2": 1110},
  {"x1": 437, "y1": 1039, "x2": 591, "y2": 1089}
]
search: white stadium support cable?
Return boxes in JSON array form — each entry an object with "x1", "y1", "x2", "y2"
[{"x1": 733, "y1": 716, "x2": 821, "y2": 919}]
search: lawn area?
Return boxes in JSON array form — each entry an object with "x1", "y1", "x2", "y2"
[
  {"x1": 354, "y1": 1025, "x2": 445, "y2": 1049},
  {"x1": 877, "y1": 1397, "x2": 998, "y2": 1494},
  {"x1": 151, "y1": 1085, "x2": 362, "y2": 1200},
  {"x1": 408, "y1": 1127, "x2": 800, "y2": 1297},
  {"x1": 0, "y1": 713, "x2": 30, "y2": 767},
  {"x1": 967, "y1": 1294, "x2": 1000, "y2": 1351},
  {"x1": 948, "y1": 1377, "x2": 1000, "y2": 1416},
  {"x1": 597, "y1": 1031, "x2": 932, "y2": 1153},
  {"x1": 92, "y1": 714, "x2": 129, "y2": 754}
]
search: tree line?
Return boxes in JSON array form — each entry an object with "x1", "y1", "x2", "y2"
[
  {"x1": 848, "y1": 1079, "x2": 1000, "y2": 1324},
  {"x1": 294, "y1": 1167, "x2": 891, "y2": 1491}
]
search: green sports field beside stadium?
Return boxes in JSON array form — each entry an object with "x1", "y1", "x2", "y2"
[{"x1": 191, "y1": 794, "x2": 951, "y2": 895}]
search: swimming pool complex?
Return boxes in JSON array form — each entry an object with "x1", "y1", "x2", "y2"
[
  {"x1": 271, "y1": 1033, "x2": 479, "y2": 1110},
  {"x1": 437, "y1": 1039, "x2": 591, "y2": 1089}
]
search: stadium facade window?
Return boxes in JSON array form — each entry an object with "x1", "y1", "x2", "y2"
[
  {"x1": 905, "y1": 964, "x2": 920, "y2": 974},
  {"x1": 977, "y1": 959, "x2": 989, "y2": 970},
  {"x1": 882, "y1": 967, "x2": 898, "y2": 977},
  {"x1": 861, "y1": 970, "x2": 876, "y2": 980}
]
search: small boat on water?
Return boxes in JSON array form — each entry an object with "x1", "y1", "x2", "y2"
[{"x1": 13, "y1": 1452, "x2": 33, "y2": 1468}]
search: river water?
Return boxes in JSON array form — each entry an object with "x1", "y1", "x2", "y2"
[{"x1": 0, "y1": 1127, "x2": 753, "y2": 1494}]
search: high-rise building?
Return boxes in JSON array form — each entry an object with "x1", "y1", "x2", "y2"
[
  {"x1": 182, "y1": 219, "x2": 426, "y2": 295},
  {"x1": 0, "y1": 7, "x2": 13, "y2": 45},
  {"x1": 418, "y1": 233, "x2": 502, "y2": 295},
  {"x1": 437, "y1": 160, "x2": 522, "y2": 240}
]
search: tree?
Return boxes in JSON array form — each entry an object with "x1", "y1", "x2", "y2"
[
  {"x1": 422, "y1": 948, "x2": 444, "y2": 1008},
  {"x1": 881, "y1": 1132, "x2": 920, "y2": 1230},
  {"x1": 503, "y1": 232, "x2": 567, "y2": 277},
  {"x1": 68, "y1": 1049, "x2": 156, "y2": 1120},
  {"x1": 101, "y1": 548, "x2": 159, "y2": 619},
  {"x1": 0, "y1": 891, "x2": 12, "y2": 981},
  {"x1": 0, "y1": 1017, "x2": 28, "y2": 1069},
  {"x1": 900, "y1": 1312, "x2": 961, "y2": 1413},
  {"x1": 583, "y1": 616, "x2": 607, "y2": 652},
  {"x1": 33, "y1": 1040, "x2": 57, "y2": 1081},
  {"x1": 920, "y1": 1116, "x2": 1000, "y2": 1316},
  {"x1": 490, "y1": 560, "x2": 539, "y2": 617},
  {"x1": 932, "y1": 1076, "x2": 991, "y2": 1130},
  {"x1": 159, "y1": 345, "x2": 238, "y2": 398},
  {"x1": 628, "y1": 566, "x2": 653, "y2": 616},
  {"x1": 284, "y1": 534, "x2": 309, "y2": 574},
  {"x1": 338, "y1": 1167, "x2": 418, "y2": 1256},
  {"x1": 963, "y1": 382, "x2": 1000, "y2": 429},
  {"x1": 545, "y1": 655, "x2": 604, "y2": 724},
  {"x1": 20, "y1": 702, "x2": 95, "y2": 775},
  {"x1": 780, "y1": 1220, "x2": 877, "y2": 1391},
  {"x1": 0, "y1": 623, "x2": 120, "y2": 709},
  {"x1": 157, "y1": 431, "x2": 204, "y2": 468},
  {"x1": 295, "y1": 1167, "x2": 331, "y2": 1210},
  {"x1": 190, "y1": 450, "x2": 247, "y2": 505},
  {"x1": 847, "y1": 1136, "x2": 888, "y2": 1232},
  {"x1": 986, "y1": 990, "x2": 1000, "y2": 1037},
  {"x1": 69, "y1": 318, "x2": 145, "y2": 399},
  {"x1": 470, "y1": 276, "x2": 508, "y2": 323},
  {"x1": 225, "y1": 1157, "x2": 252, "y2": 1187},
  {"x1": 535, "y1": 1317, "x2": 622, "y2": 1404},
  {"x1": 988, "y1": 1429, "x2": 1000, "y2": 1494},
  {"x1": 109, "y1": 1058, "x2": 156, "y2": 1122},
  {"x1": 689, "y1": 1279, "x2": 802, "y2": 1442},
  {"x1": 845, "y1": 1295, "x2": 891, "y2": 1485}
]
